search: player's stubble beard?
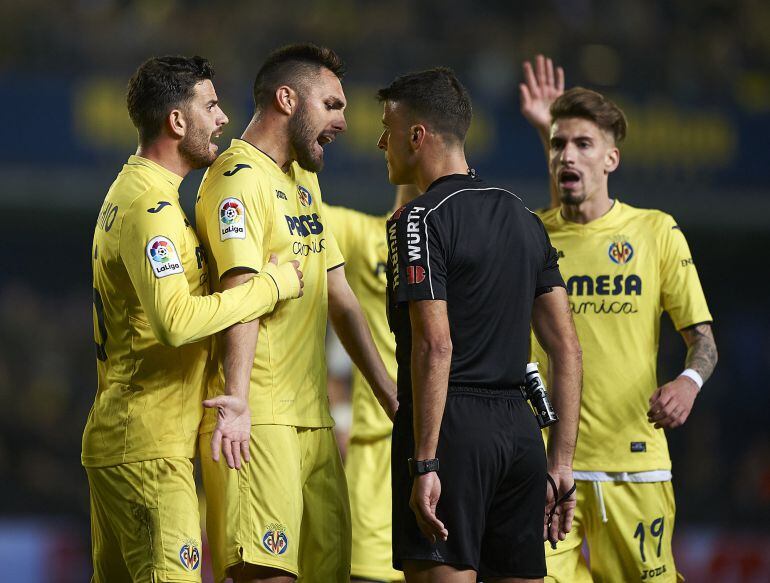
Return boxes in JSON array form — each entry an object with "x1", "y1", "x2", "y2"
[
  {"x1": 179, "y1": 116, "x2": 218, "y2": 170},
  {"x1": 288, "y1": 98, "x2": 324, "y2": 173},
  {"x1": 560, "y1": 189, "x2": 587, "y2": 206}
]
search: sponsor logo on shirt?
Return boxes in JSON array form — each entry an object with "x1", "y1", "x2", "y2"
[
  {"x1": 276, "y1": 190, "x2": 287, "y2": 200},
  {"x1": 219, "y1": 197, "x2": 246, "y2": 240},
  {"x1": 608, "y1": 237, "x2": 634, "y2": 264},
  {"x1": 631, "y1": 441, "x2": 647, "y2": 452},
  {"x1": 406, "y1": 206, "x2": 425, "y2": 262},
  {"x1": 391, "y1": 205, "x2": 406, "y2": 221},
  {"x1": 293, "y1": 239, "x2": 326, "y2": 256},
  {"x1": 297, "y1": 185, "x2": 313, "y2": 207},
  {"x1": 262, "y1": 523, "x2": 288, "y2": 555},
  {"x1": 388, "y1": 220, "x2": 400, "y2": 290},
  {"x1": 567, "y1": 274, "x2": 642, "y2": 296},
  {"x1": 223, "y1": 163, "x2": 251, "y2": 176},
  {"x1": 146, "y1": 236, "x2": 184, "y2": 278},
  {"x1": 641, "y1": 565, "x2": 667, "y2": 580},
  {"x1": 566, "y1": 274, "x2": 642, "y2": 315},
  {"x1": 407, "y1": 265, "x2": 425, "y2": 284},
  {"x1": 147, "y1": 201, "x2": 171, "y2": 214},
  {"x1": 285, "y1": 214, "x2": 323, "y2": 237},
  {"x1": 680, "y1": 257, "x2": 694, "y2": 267},
  {"x1": 179, "y1": 541, "x2": 201, "y2": 571}
]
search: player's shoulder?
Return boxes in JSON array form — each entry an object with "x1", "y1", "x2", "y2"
[
  {"x1": 325, "y1": 204, "x2": 381, "y2": 227},
  {"x1": 214, "y1": 139, "x2": 270, "y2": 174},
  {"x1": 619, "y1": 201, "x2": 678, "y2": 231},
  {"x1": 205, "y1": 142, "x2": 261, "y2": 184},
  {"x1": 104, "y1": 187, "x2": 183, "y2": 253},
  {"x1": 533, "y1": 205, "x2": 560, "y2": 226},
  {"x1": 112, "y1": 173, "x2": 177, "y2": 218},
  {"x1": 198, "y1": 141, "x2": 273, "y2": 205}
]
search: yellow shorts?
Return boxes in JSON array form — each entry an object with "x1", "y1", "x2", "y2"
[
  {"x1": 346, "y1": 436, "x2": 404, "y2": 582},
  {"x1": 200, "y1": 425, "x2": 351, "y2": 583},
  {"x1": 86, "y1": 457, "x2": 203, "y2": 583},
  {"x1": 545, "y1": 480, "x2": 683, "y2": 583}
]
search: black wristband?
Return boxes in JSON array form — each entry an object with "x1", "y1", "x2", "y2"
[{"x1": 408, "y1": 457, "x2": 439, "y2": 478}]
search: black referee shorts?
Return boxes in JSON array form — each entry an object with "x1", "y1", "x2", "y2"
[{"x1": 391, "y1": 386, "x2": 547, "y2": 579}]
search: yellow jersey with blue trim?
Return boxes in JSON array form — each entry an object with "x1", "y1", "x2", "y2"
[
  {"x1": 324, "y1": 204, "x2": 395, "y2": 440},
  {"x1": 196, "y1": 139, "x2": 344, "y2": 430},
  {"x1": 531, "y1": 201, "x2": 712, "y2": 472},
  {"x1": 82, "y1": 155, "x2": 283, "y2": 467}
]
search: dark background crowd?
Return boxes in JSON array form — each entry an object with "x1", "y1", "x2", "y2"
[{"x1": 0, "y1": 0, "x2": 769, "y2": 580}]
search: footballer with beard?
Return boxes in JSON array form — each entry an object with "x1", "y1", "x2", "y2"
[
  {"x1": 195, "y1": 44, "x2": 397, "y2": 583},
  {"x1": 82, "y1": 56, "x2": 303, "y2": 582},
  {"x1": 520, "y1": 56, "x2": 718, "y2": 583}
]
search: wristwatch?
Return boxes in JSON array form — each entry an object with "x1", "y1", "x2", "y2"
[{"x1": 408, "y1": 457, "x2": 440, "y2": 478}]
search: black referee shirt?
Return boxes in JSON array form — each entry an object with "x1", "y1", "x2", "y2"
[{"x1": 386, "y1": 173, "x2": 565, "y2": 401}]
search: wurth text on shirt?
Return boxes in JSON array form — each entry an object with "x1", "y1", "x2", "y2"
[{"x1": 406, "y1": 206, "x2": 425, "y2": 262}]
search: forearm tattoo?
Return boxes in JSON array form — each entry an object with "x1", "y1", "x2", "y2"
[{"x1": 683, "y1": 323, "x2": 718, "y2": 382}]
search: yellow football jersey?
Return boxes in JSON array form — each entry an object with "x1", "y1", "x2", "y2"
[
  {"x1": 196, "y1": 139, "x2": 344, "y2": 430},
  {"x1": 532, "y1": 201, "x2": 712, "y2": 473},
  {"x1": 324, "y1": 205, "x2": 395, "y2": 440},
  {"x1": 82, "y1": 155, "x2": 284, "y2": 467}
]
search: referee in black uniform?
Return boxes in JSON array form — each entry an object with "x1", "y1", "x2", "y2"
[{"x1": 377, "y1": 68, "x2": 583, "y2": 583}]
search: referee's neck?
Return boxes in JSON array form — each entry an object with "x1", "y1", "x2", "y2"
[{"x1": 416, "y1": 149, "x2": 469, "y2": 193}]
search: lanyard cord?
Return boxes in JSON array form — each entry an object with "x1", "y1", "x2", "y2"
[{"x1": 546, "y1": 473, "x2": 577, "y2": 550}]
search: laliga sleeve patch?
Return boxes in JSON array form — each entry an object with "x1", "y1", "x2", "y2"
[
  {"x1": 219, "y1": 197, "x2": 246, "y2": 240},
  {"x1": 146, "y1": 236, "x2": 184, "y2": 278}
]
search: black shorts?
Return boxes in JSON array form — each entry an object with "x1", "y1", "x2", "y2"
[{"x1": 391, "y1": 386, "x2": 547, "y2": 578}]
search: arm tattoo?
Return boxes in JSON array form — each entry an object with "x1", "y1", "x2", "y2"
[{"x1": 682, "y1": 323, "x2": 718, "y2": 382}]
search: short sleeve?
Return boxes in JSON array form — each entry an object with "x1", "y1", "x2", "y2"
[
  {"x1": 658, "y1": 214, "x2": 712, "y2": 329},
  {"x1": 392, "y1": 205, "x2": 447, "y2": 303},
  {"x1": 535, "y1": 217, "x2": 566, "y2": 292},
  {"x1": 324, "y1": 223, "x2": 345, "y2": 270},
  {"x1": 198, "y1": 171, "x2": 271, "y2": 277}
]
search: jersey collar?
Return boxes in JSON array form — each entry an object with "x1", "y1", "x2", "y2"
[
  {"x1": 232, "y1": 138, "x2": 299, "y2": 181},
  {"x1": 126, "y1": 155, "x2": 183, "y2": 191},
  {"x1": 426, "y1": 172, "x2": 479, "y2": 192},
  {"x1": 556, "y1": 198, "x2": 622, "y2": 229}
]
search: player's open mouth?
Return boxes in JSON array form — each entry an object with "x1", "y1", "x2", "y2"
[
  {"x1": 559, "y1": 169, "x2": 580, "y2": 188},
  {"x1": 210, "y1": 132, "x2": 222, "y2": 151},
  {"x1": 317, "y1": 134, "x2": 335, "y2": 148}
]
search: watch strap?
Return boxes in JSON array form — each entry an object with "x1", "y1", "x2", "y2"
[{"x1": 408, "y1": 457, "x2": 440, "y2": 477}]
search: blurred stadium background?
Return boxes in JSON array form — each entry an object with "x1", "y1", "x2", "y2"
[{"x1": 1, "y1": 0, "x2": 769, "y2": 580}]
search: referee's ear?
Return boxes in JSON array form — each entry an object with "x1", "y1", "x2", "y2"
[{"x1": 410, "y1": 124, "x2": 427, "y2": 151}]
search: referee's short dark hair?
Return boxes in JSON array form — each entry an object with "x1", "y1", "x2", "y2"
[
  {"x1": 550, "y1": 87, "x2": 628, "y2": 144},
  {"x1": 252, "y1": 44, "x2": 346, "y2": 113},
  {"x1": 126, "y1": 55, "x2": 214, "y2": 144},
  {"x1": 377, "y1": 67, "x2": 472, "y2": 144}
]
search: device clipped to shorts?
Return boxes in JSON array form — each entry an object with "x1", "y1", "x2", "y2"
[{"x1": 522, "y1": 362, "x2": 559, "y2": 428}]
